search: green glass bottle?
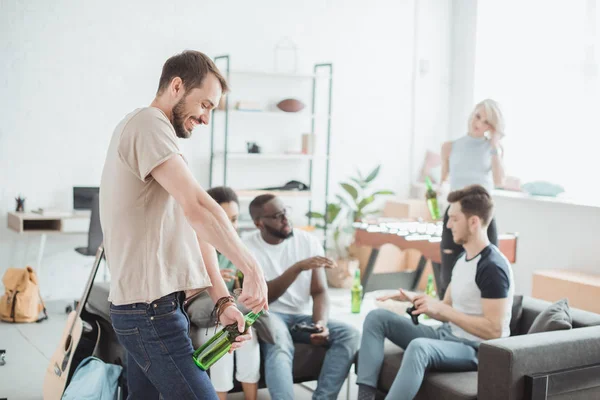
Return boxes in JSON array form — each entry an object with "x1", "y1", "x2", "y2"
[
  {"x1": 351, "y1": 269, "x2": 363, "y2": 314},
  {"x1": 236, "y1": 270, "x2": 244, "y2": 289},
  {"x1": 193, "y1": 310, "x2": 263, "y2": 371},
  {"x1": 423, "y1": 274, "x2": 436, "y2": 320},
  {"x1": 425, "y1": 176, "x2": 441, "y2": 220},
  {"x1": 425, "y1": 274, "x2": 436, "y2": 298}
]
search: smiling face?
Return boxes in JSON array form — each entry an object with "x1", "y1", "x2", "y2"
[{"x1": 171, "y1": 73, "x2": 222, "y2": 138}]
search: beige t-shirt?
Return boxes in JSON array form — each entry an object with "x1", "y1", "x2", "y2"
[{"x1": 99, "y1": 107, "x2": 211, "y2": 305}]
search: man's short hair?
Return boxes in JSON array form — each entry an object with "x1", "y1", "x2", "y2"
[
  {"x1": 249, "y1": 194, "x2": 276, "y2": 221},
  {"x1": 207, "y1": 186, "x2": 238, "y2": 206},
  {"x1": 157, "y1": 50, "x2": 229, "y2": 95},
  {"x1": 447, "y1": 185, "x2": 494, "y2": 226}
]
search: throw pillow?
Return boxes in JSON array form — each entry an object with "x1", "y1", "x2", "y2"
[
  {"x1": 185, "y1": 291, "x2": 216, "y2": 328},
  {"x1": 528, "y1": 298, "x2": 572, "y2": 334},
  {"x1": 236, "y1": 303, "x2": 275, "y2": 344}
]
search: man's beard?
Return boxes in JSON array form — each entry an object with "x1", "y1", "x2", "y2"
[
  {"x1": 453, "y1": 231, "x2": 469, "y2": 245},
  {"x1": 172, "y1": 97, "x2": 190, "y2": 139},
  {"x1": 264, "y1": 224, "x2": 293, "y2": 240}
]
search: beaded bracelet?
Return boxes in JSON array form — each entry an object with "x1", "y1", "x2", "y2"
[{"x1": 210, "y1": 296, "x2": 236, "y2": 333}]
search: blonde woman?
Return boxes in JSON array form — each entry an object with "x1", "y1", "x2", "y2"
[{"x1": 438, "y1": 99, "x2": 506, "y2": 297}]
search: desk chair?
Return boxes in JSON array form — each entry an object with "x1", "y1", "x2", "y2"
[
  {"x1": 75, "y1": 193, "x2": 103, "y2": 257},
  {"x1": 67, "y1": 194, "x2": 105, "y2": 314}
]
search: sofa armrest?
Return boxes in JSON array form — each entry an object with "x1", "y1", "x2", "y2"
[{"x1": 478, "y1": 326, "x2": 600, "y2": 400}]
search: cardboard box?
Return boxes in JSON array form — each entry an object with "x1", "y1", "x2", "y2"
[
  {"x1": 532, "y1": 269, "x2": 600, "y2": 314},
  {"x1": 383, "y1": 198, "x2": 433, "y2": 221}
]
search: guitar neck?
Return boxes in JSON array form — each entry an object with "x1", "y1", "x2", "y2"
[{"x1": 68, "y1": 244, "x2": 105, "y2": 337}]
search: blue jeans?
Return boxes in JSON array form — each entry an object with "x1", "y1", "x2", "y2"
[
  {"x1": 110, "y1": 292, "x2": 217, "y2": 400},
  {"x1": 356, "y1": 308, "x2": 479, "y2": 400},
  {"x1": 260, "y1": 312, "x2": 360, "y2": 400}
]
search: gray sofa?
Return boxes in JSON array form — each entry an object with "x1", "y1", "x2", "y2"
[
  {"x1": 366, "y1": 296, "x2": 600, "y2": 400},
  {"x1": 85, "y1": 282, "x2": 327, "y2": 394}
]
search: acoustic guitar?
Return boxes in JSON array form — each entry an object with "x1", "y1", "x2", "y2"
[{"x1": 43, "y1": 244, "x2": 105, "y2": 400}]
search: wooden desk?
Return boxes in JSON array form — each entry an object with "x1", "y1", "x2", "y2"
[
  {"x1": 353, "y1": 221, "x2": 518, "y2": 297},
  {"x1": 7, "y1": 211, "x2": 90, "y2": 273}
]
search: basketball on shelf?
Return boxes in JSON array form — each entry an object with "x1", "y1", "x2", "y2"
[{"x1": 276, "y1": 98, "x2": 305, "y2": 113}]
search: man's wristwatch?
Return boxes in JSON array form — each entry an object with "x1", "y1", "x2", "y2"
[{"x1": 491, "y1": 147, "x2": 501, "y2": 156}]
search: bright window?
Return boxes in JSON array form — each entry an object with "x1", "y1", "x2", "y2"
[{"x1": 474, "y1": 0, "x2": 599, "y2": 199}]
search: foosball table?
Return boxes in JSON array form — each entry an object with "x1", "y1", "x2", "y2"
[{"x1": 353, "y1": 219, "x2": 518, "y2": 298}]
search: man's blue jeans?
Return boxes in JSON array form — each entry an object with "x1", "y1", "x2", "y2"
[
  {"x1": 110, "y1": 291, "x2": 217, "y2": 400},
  {"x1": 260, "y1": 312, "x2": 360, "y2": 400},
  {"x1": 356, "y1": 308, "x2": 479, "y2": 400}
]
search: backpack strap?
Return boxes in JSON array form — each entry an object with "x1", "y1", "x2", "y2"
[
  {"x1": 10, "y1": 291, "x2": 19, "y2": 323},
  {"x1": 35, "y1": 287, "x2": 48, "y2": 323},
  {"x1": 91, "y1": 320, "x2": 102, "y2": 357}
]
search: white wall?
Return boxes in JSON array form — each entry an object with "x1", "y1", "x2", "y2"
[
  {"x1": 0, "y1": 0, "x2": 453, "y2": 298},
  {"x1": 447, "y1": 0, "x2": 478, "y2": 140},
  {"x1": 410, "y1": 0, "x2": 452, "y2": 179},
  {"x1": 494, "y1": 194, "x2": 600, "y2": 296}
]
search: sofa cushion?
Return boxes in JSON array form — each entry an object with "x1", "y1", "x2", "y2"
[
  {"x1": 377, "y1": 340, "x2": 405, "y2": 390},
  {"x1": 528, "y1": 298, "x2": 572, "y2": 334},
  {"x1": 290, "y1": 344, "x2": 328, "y2": 382},
  {"x1": 247, "y1": 311, "x2": 277, "y2": 345},
  {"x1": 520, "y1": 297, "x2": 600, "y2": 333},
  {"x1": 184, "y1": 291, "x2": 215, "y2": 328},
  {"x1": 510, "y1": 295, "x2": 524, "y2": 335},
  {"x1": 378, "y1": 340, "x2": 477, "y2": 400},
  {"x1": 416, "y1": 372, "x2": 478, "y2": 400}
]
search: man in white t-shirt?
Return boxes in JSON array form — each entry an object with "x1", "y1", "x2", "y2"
[{"x1": 243, "y1": 195, "x2": 360, "y2": 400}]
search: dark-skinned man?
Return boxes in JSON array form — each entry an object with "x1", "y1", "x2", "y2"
[{"x1": 243, "y1": 194, "x2": 360, "y2": 400}]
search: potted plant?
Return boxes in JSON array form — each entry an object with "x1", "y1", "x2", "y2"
[{"x1": 307, "y1": 165, "x2": 395, "y2": 288}]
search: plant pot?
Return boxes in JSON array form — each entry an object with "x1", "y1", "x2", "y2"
[{"x1": 326, "y1": 258, "x2": 359, "y2": 289}]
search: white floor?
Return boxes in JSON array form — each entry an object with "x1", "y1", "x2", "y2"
[{"x1": 0, "y1": 255, "x2": 363, "y2": 400}]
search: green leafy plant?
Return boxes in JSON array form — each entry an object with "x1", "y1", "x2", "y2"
[{"x1": 307, "y1": 165, "x2": 395, "y2": 258}]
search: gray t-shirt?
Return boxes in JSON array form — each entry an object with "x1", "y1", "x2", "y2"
[
  {"x1": 449, "y1": 135, "x2": 494, "y2": 193},
  {"x1": 99, "y1": 107, "x2": 211, "y2": 305}
]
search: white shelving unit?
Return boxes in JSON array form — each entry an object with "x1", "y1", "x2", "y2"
[
  {"x1": 228, "y1": 70, "x2": 331, "y2": 80},
  {"x1": 209, "y1": 55, "x2": 333, "y2": 239},
  {"x1": 235, "y1": 189, "x2": 313, "y2": 200},
  {"x1": 212, "y1": 152, "x2": 327, "y2": 161},
  {"x1": 214, "y1": 109, "x2": 330, "y2": 119}
]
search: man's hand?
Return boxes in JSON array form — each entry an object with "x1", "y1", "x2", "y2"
[
  {"x1": 238, "y1": 268, "x2": 269, "y2": 314},
  {"x1": 220, "y1": 268, "x2": 235, "y2": 283},
  {"x1": 219, "y1": 305, "x2": 253, "y2": 353},
  {"x1": 377, "y1": 288, "x2": 416, "y2": 303},
  {"x1": 310, "y1": 321, "x2": 329, "y2": 346},
  {"x1": 412, "y1": 293, "x2": 448, "y2": 320},
  {"x1": 295, "y1": 256, "x2": 337, "y2": 272}
]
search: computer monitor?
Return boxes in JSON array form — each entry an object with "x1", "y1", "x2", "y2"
[{"x1": 73, "y1": 187, "x2": 99, "y2": 210}]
